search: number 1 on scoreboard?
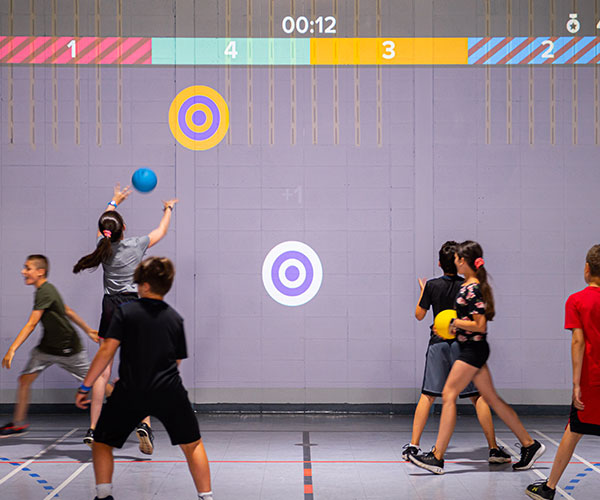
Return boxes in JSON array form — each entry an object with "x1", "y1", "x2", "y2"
[{"x1": 67, "y1": 39, "x2": 76, "y2": 58}]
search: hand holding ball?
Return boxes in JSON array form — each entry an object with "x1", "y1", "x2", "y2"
[
  {"x1": 433, "y1": 309, "x2": 457, "y2": 340},
  {"x1": 132, "y1": 168, "x2": 158, "y2": 193}
]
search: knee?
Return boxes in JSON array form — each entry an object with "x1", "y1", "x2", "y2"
[
  {"x1": 420, "y1": 394, "x2": 435, "y2": 405},
  {"x1": 441, "y1": 389, "x2": 458, "y2": 405},
  {"x1": 18, "y1": 374, "x2": 35, "y2": 387}
]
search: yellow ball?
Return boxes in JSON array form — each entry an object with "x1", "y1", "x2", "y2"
[{"x1": 434, "y1": 309, "x2": 458, "y2": 340}]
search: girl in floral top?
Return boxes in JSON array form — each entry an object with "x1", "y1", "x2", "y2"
[{"x1": 409, "y1": 240, "x2": 545, "y2": 474}]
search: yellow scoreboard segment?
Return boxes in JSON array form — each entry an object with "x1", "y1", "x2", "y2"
[{"x1": 311, "y1": 37, "x2": 468, "y2": 65}]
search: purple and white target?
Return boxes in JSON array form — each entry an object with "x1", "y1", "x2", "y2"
[{"x1": 262, "y1": 241, "x2": 323, "y2": 307}]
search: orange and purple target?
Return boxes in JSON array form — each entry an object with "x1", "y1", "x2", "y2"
[{"x1": 168, "y1": 85, "x2": 229, "y2": 151}]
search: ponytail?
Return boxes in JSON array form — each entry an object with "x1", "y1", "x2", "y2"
[
  {"x1": 456, "y1": 240, "x2": 495, "y2": 321},
  {"x1": 476, "y1": 266, "x2": 495, "y2": 321},
  {"x1": 73, "y1": 211, "x2": 124, "y2": 273}
]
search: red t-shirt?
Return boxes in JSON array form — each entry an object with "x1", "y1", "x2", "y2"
[{"x1": 565, "y1": 286, "x2": 600, "y2": 424}]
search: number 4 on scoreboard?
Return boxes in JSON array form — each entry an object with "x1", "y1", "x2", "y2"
[{"x1": 224, "y1": 41, "x2": 238, "y2": 59}]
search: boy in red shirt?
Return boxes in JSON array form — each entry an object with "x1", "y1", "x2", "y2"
[{"x1": 526, "y1": 244, "x2": 600, "y2": 499}]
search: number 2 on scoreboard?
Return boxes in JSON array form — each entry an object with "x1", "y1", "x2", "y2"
[{"x1": 382, "y1": 40, "x2": 395, "y2": 60}]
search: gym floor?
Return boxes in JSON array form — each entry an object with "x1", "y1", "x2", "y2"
[{"x1": 0, "y1": 413, "x2": 598, "y2": 499}]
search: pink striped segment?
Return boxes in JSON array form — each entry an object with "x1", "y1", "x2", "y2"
[{"x1": 0, "y1": 36, "x2": 151, "y2": 64}]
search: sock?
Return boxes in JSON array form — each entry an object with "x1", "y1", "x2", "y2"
[
  {"x1": 198, "y1": 491, "x2": 214, "y2": 500},
  {"x1": 410, "y1": 443, "x2": 419, "y2": 448},
  {"x1": 96, "y1": 483, "x2": 113, "y2": 499}
]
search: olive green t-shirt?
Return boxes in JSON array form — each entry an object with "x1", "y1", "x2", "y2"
[{"x1": 34, "y1": 282, "x2": 82, "y2": 356}]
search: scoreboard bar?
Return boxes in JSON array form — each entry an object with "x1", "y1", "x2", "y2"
[{"x1": 0, "y1": 36, "x2": 599, "y2": 66}]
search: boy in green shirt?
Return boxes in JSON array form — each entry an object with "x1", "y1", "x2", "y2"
[{"x1": 1, "y1": 254, "x2": 98, "y2": 436}]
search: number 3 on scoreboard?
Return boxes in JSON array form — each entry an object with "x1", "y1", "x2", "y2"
[
  {"x1": 225, "y1": 41, "x2": 238, "y2": 59},
  {"x1": 382, "y1": 40, "x2": 395, "y2": 60}
]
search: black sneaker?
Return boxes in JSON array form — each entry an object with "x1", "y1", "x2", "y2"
[
  {"x1": 409, "y1": 450, "x2": 444, "y2": 474},
  {"x1": 513, "y1": 440, "x2": 545, "y2": 470},
  {"x1": 83, "y1": 428, "x2": 94, "y2": 448},
  {"x1": 0, "y1": 422, "x2": 29, "y2": 438},
  {"x1": 93, "y1": 496, "x2": 114, "y2": 500},
  {"x1": 136, "y1": 422, "x2": 154, "y2": 455},
  {"x1": 402, "y1": 444, "x2": 421, "y2": 461},
  {"x1": 526, "y1": 480, "x2": 555, "y2": 499},
  {"x1": 489, "y1": 446, "x2": 511, "y2": 463}
]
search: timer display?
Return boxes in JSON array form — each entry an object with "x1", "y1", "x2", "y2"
[{"x1": 282, "y1": 16, "x2": 337, "y2": 35}]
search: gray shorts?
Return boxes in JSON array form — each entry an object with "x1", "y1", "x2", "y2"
[
  {"x1": 22, "y1": 347, "x2": 90, "y2": 381},
  {"x1": 421, "y1": 341, "x2": 478, "y2": 398}
]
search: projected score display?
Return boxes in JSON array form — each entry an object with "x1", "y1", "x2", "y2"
[{"x1": 1, "y1": 35, "x2": 600, "y2": 66}]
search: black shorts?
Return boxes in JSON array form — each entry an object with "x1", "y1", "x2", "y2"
[
  {"x1": 99, "y1": 293, "x2": 138, "y2": 338},
  {"x1": 569, "y1": 404, "x2": 600, "y2": 436},
  {"x1": 456, "y1": 339, "x2": 490, "y2": 369},
  {"x1": 93, "y1": 382, "x2": 201, "y2": 448}
]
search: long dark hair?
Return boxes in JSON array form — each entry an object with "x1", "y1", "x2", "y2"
[
  {"x1": 73, "y1": 211, "x2": 124, "y2": 273},
  {"x1": 456, "y1": 240, "x2": 495, "y2": 321}
]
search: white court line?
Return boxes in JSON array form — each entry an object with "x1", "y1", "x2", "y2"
[
  {"x1": 0, "y1": 427, "x2": 78, "y2": 486},
  {"x1": 43, "y1": 462, "x2": 91, "y2": 500},
  {"x1": 496, "y1": 437, "x2": 576, "y2": 500},
  {"x1": 534, "y1": 429, "x2": 600, "y2": 475}
]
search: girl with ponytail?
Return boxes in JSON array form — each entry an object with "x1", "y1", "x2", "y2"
[
  {"x1": 74, "y1": 183, "x2": 178, "y2": 454},
  {"x1": 409, "y1": 240, "x2": 546, "y2": 474}
]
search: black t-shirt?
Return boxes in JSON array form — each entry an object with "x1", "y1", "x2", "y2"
[
  {"x1": 418, "y1": 275, "x2": 464, "y2": 344},
  {"x1": 105, "y1": 298, "x2": 187, "y2": 391}
]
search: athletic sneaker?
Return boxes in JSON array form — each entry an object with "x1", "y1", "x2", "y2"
[
  {"x1": 93, "y1": 496, "x2": 114, "y2": 500},
  {"x1": 401, "y1": 444, "x2": 421, "y2": 461},
  {"x1": 136, "y1": 422, "x2": 154, "y2": 455},
  {"x1": 409, "y1": 450, "x2": 444, "y2": 474},
  {"x1": 488, "y1": 446, "x2": 511, "y2": 463},
  {"x1": 525, "y1": 480, "x2": 555, "y2": 499},
  {"x1": 83, "y1": 428, "x2": 94, "y2": 448},
  {"x1": 0, "y1": 422, "x2": 29, "y2": 438},
  {"x1": 513, "y1": 440, "x2": 545, "y2": 470}
]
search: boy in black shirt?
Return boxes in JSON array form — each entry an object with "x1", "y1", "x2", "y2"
[
  {"x1": 76, "y1": 257, "x2": 213, "y2": 500},
  {"x1": 402, "y1": 242, "x2": 510, "y2": 464}
]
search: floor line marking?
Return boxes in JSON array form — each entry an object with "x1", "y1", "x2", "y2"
[
  {"x1": 534, "y1": 429, "x2": 600, "y2": 476},
  {"x1": 43, "y1": 462, "x2": 91, "y2": 500},
  {"x1": 0, "y1": 459, "x2": 594, "y2": 465},
  {"x1": 302, "y1": 431, "x2": 314, "y2": 500},
  {"x1": 0, "y1": 427, "x2": 78, "y2": 486},
  {"x1": 496, "y1": 437, "x2": 575, "y2": 500}
]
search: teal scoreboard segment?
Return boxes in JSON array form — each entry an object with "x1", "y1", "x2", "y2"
[{"x1": 152, "y1": 38, "x2": 310, "y2": 65}]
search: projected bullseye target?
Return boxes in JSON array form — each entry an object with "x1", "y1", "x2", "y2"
[
  {"x1": 262, "y1": 241, "x2": 323, "y2": 307},
  {"x1": 168, "y1": 85, "x2": 229, "y2": 150}
]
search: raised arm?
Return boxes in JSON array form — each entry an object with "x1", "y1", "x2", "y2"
[
  {"x1": 415, "y1": 277, "x2": 428, "y2": 321},
  {"x1": 97, "y1": 183, "x2": 132, "y2": 237},
  {"x1": 2, "y1": 310, "x2": 43, "y2": 369},
  {"x1": 148, "y1": 199, "x2": 179, "y2": 248}
]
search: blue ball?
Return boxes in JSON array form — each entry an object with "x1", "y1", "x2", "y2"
[{"x1": 131, "y1": 168, "x2": 157, "y2": 193}]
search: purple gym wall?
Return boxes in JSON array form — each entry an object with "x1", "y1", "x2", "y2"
[{"x1": 1, "y1": 0, "x2": 597, "y2": 407}]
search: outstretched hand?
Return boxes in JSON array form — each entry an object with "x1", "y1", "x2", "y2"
[
  {"x1": 162, "y1": 198, "x2": 179, "y2": 210},
  {"x1": 88, "y1": 329, "x2": 99, "y2": 344},
  {"x1": 2, "y1": 350, "x2": 14, "y2": 369},
  {"x1": 112, "y1": 183, "x2": 132, "y2": 206}
]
